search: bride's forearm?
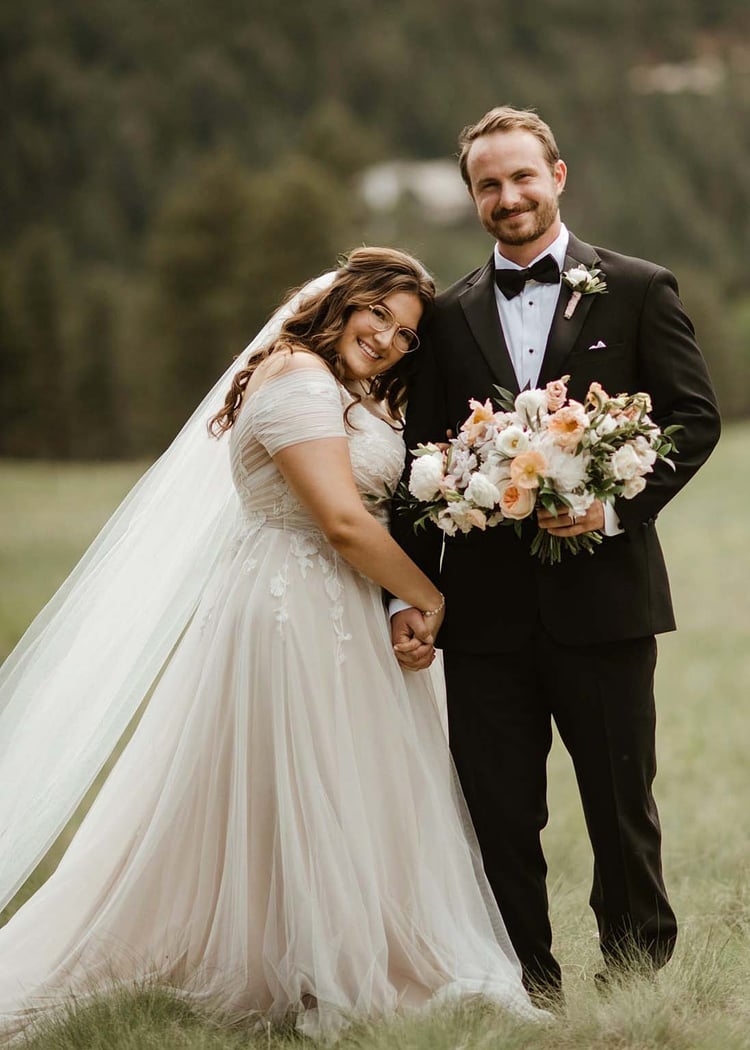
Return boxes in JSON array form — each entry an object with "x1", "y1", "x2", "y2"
[
  {"x1": 271, "y1": 438, "x2": 442, "y2": 612},
  {"x1": 326, "y1": 511, "x2": 442, "y2": 614}
]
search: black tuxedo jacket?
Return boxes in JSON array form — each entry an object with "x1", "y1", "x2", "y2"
[{"x1": 393, "y1": 234, "x2": 721, "y2": 653}]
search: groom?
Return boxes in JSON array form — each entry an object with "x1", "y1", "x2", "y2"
[{"x1": 390, "y1": 106, "x2": 721, "y2": 1002}]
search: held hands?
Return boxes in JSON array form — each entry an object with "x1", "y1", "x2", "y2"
[
  {"x1": 391, "y1": 606, "x2": 444, "y2": 672},
  {"x1": 537, "y1": 498, "x2": 605, "y2": 537}
]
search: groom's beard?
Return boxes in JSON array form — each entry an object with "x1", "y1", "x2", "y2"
[{"x1": 487, "y1": 197, "x2": 559, "y2": 247}]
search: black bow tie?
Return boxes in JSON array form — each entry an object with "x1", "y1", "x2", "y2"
[{"x1": 494, "y1": 254, "x2": 561, "y2": 299}]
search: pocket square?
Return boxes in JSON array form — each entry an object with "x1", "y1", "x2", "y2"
[{"x1": 588, "y1": 339, "x2": 607, "y2": 350}]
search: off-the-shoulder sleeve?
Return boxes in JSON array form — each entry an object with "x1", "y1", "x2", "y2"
[{"x1": 244, "y1": 367, "x2": 347, "y2": 456}]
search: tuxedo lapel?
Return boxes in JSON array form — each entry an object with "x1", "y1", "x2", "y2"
[
  {"x1": 458, "y1": 258, "x2": 520, "y2": 395},
  {"x1": 538, "y1": 234, "x2": 601, "y2": 385}
]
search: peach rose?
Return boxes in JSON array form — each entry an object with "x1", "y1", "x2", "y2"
[
  {"x1": 499, "y1": 482, "x2": 536, "y2": 520},
  {"x1": 509, "y1": 449, "x2": 547, "y2": 490},
  {"x1": 546, "y1": 403, "x2": 588, "y2": 448},
  {"x1": 545, "y1": 375, "x2": 570, "y2": 412}
]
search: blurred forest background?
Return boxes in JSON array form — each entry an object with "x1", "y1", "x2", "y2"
[{"x1": 3, "y1": 0, "x2": 750, "y2": 459}]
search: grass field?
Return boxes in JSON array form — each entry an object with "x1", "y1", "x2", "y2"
[{"x1": 1, "y1": 428, "x2": 748, "y2": 1049}]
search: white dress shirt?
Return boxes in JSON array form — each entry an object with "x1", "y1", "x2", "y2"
[{"x1": 493, "y1": 224, "x2": 570, "y2": 392}]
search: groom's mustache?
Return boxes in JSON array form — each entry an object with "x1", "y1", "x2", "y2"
[{"x1": 493, "y1": 204, "x2": 537, "y2": 221}]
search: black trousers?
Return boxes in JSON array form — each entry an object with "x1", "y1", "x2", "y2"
[{"x1": 444, "y1": 627, "x2": 677, "y2": 994}]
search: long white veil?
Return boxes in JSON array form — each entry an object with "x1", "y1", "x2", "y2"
[{"x1": 0, "y1": 273, "x2": 335, "y2": 914}]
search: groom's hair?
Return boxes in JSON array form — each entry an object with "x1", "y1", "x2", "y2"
[{"x1": 458, "y1": 106, "x2": 560, "y2": 188}]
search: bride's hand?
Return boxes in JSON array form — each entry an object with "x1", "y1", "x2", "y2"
[{"x1": 391, "y1": 608, "x2": 437, "y2": 672}]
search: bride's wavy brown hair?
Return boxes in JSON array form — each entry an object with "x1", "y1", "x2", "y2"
[{"x1": 209, "y1": 246, "x2": 435, "y2": 435}]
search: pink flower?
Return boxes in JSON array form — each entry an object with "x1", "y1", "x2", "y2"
[
  {"x1": 461, "y1": 398, "x2": 495, "y2": 445},
  {"x1": 621, "y1": 394, "x2": 652, "y2": 421},
  {"x1": 509, "y1": 450, "x2": 547, "y2": 490},
  {"x1": 545, "y1": 375, "x2": 570, "y2": 412},
  {"x1": 444, "y1": 501, "x2": 488, "y2": 534},
  {"x1": 465, "y1": 507, "x2": 488, "y2": 530},
  {"x1": 499, "y1": 482, "x2": 536, "y2": 520},
  {"x1": 546, "y1": 403, "x2": 588, "y2": 448}
]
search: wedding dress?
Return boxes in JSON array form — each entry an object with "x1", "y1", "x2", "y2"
[{"x1": 0, "y1": 363, "x2": 542, "y2": 1038}]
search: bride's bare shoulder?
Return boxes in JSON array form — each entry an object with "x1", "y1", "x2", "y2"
[{"x1": 244, "y1": 346, "x2": 332, "y2": 400}]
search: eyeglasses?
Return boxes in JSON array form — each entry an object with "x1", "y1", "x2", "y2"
[{"x1": 365, "y1": 303, "x2": 420, "y2": 354}]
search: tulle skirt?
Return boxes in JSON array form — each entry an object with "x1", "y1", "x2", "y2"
[{"x1": 0, "y1": 523, "x2": 541, "y2": 1037}]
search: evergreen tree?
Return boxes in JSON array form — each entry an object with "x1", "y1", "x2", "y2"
[{"x1": 0, "y1": 229, "x2": 72, "y2": 457}]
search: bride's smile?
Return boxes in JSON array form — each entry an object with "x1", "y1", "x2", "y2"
[{"x1": 338, "y1": 291, "x2": 422, "y2": 381}]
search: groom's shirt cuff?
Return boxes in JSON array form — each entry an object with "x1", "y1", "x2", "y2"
[
  {"x1": 389, "y1": 598, "x2": 412, "y2": 618},
  {"x1": 603, "y1": 502, "x2": 624, "y2": 536}
]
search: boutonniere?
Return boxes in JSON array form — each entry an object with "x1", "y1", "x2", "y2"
[{"x1": 561, "y1": 265, "x2": 607, "y2": 319}]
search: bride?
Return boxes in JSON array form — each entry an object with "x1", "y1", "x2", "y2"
[{"x1": 0, "y1": 247, "x2": 545, "y2": 1038}]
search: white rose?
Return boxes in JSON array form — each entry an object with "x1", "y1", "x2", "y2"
[
  {"x1": 465, "y1": 472, "x2": 501, "y2": 509},
  {"x1": 514, "y1": 389, "x2": 549, "y2": 427},
  {"x1": 567, "y1": 491, "x2": 596, "y2": 518},
  {"x1": 634, "y1": 436, "x2": 657, "y2": 471},
  {"x1": 595, "y1": 414, "x2": 618, "y2": 437},
  {"x1": 539, "y1": 435, "x2": 589, "y2": 491},
  {"x1": 496, "y1": 425, "x2": 530, "y2": 457},
  {"x1": 408, "y1": 452, "x2": 445, "y2": 501},
  {"x1": 622, "y1": 475, "x2": 647, "y2": 498},
  {"x1": 480, "y1": 455, "x2": 512, "y2": 486},
  {"x1": 565, "y1": 265, "x2": 590, "y2": 286},
  {"x1": 610, "y1": 444, "x2": 642, "y2": 481}
]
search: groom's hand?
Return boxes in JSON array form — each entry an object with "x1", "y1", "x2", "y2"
[
  {"x1": 391, "y1": 608, "x2": 436, "y2": 672},
  {"x1": 537, "y1": 499, "x2": 605, "y2": 536}
]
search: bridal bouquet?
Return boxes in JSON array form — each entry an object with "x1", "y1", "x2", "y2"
[{"x1": 402, "y1": 378, "x2": 679, "y2": 564}]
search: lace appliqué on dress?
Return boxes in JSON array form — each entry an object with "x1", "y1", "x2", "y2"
[
  {"x1": 261, "y1": 530, "x2": 351, "y2": 660},
  {"x1": 318, "y1": 552, "x2": 351, "y2": 664}
]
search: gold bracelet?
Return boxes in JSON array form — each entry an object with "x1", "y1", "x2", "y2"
[{"x1": 422, "y1": 593, "x2": 445, "y2": 617}]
